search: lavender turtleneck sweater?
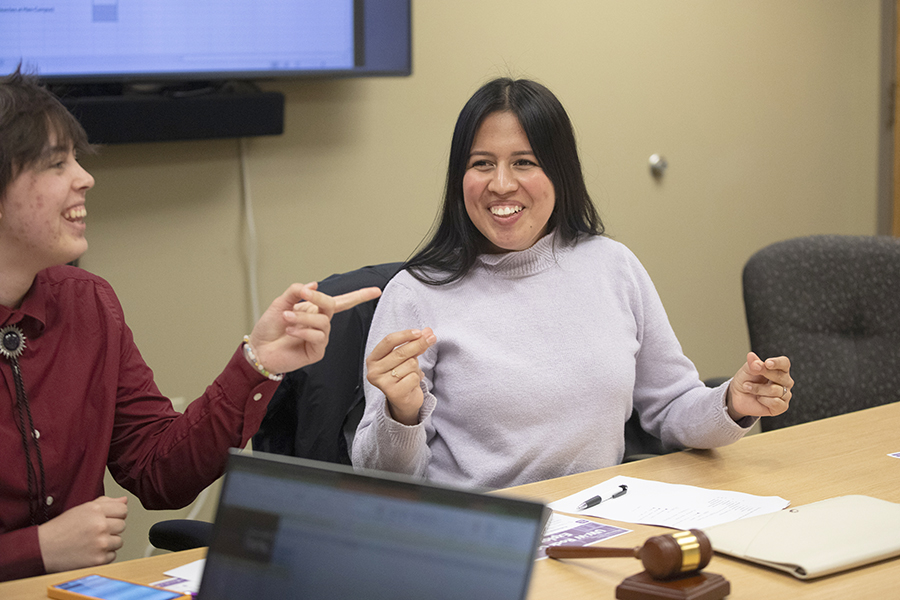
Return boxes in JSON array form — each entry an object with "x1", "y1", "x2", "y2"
[{"x1": 352, "y1": 232, "x2": 752, "y2": 489}]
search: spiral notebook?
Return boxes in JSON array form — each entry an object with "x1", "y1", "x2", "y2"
[{"x1": 196, "y1": 450, "x2": 549, "y2": 599}]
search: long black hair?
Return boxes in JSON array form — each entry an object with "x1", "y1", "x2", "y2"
[{"x1": 405, "y1": 78, "x2": 603, "y2": 285}]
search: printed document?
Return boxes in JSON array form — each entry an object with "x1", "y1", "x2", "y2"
[{"x1": 547, "y1": 475, "x2": 789, "y2": 530}]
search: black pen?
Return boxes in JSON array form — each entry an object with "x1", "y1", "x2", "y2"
[{"x1": 576, "y1": 484, "x2": 628, "y2": 511}]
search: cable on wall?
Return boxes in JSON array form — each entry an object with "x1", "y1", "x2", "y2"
[
  {"x1": 141, "y1": 139, "x2": 260, "y2": 558},
  {"x1": 239, "y1": 137, "x2": 262, "y2": 326}
]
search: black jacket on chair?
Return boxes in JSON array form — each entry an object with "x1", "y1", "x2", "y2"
[{"x1": 252, "y1": 262, "x2": 404, "y2": 464}]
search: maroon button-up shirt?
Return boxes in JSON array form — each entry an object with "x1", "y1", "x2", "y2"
[{"x1": 0, "y1": 266, "x2": 278, "y2": 581}]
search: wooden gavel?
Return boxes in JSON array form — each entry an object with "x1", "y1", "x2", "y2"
[{"x1": 546, "y1": 529, "x2": 713, "y2": 580}]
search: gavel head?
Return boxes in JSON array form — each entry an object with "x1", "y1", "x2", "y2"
[{"x1": 638, "y1": 529, "x2": 712, "y2": 580}]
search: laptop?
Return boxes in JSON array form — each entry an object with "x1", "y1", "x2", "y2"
[{"x1": 197, "y1": 450, "x2": 549, "y2": 600}]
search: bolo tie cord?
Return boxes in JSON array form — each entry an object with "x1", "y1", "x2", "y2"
[{"x1": 2, "y1": 325, "x2": 49, "y2": 525}]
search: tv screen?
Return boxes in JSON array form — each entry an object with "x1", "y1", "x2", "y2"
[
  {"x1": 0, "y1": 0, "x2": 411, "y2": 82},
  {"x1": 0, "y1": 0, "x2": 411, "y2": 143}
]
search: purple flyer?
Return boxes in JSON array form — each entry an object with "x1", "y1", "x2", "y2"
[{"x1": 537, "y1": 513, "x2": 630, "y2": 559}]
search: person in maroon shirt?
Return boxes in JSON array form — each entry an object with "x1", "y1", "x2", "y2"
[{"x1": 0, "y1": 67, "x2": 381, "y2": 581}]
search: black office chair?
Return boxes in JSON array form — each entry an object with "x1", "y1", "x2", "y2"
[
  {"x1": 148, "y1": 262, "x2": 403, "y2": 552},
  {"x1": 742, "y1": 235, "x2": 900, "y2": 431}
]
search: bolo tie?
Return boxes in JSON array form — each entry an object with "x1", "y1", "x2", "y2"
[{"x1": 1, "y1": 324, "x2": 49, "y2": 525}]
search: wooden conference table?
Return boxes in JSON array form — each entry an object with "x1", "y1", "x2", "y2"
[{"x1": 2, "y1": 402, "x2": 898, "y2": 599}]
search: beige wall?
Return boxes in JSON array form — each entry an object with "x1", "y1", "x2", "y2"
[{"x1": 81, "y1": 1, "x2": 882, "y2": 561}]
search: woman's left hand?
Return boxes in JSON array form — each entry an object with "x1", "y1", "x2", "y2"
[
  {"x1": 726, "y1": 352, "x2": 793, "y2": 420},
  {"x1": 247, "y1": 282, "x2": 382, "y2": 375}
]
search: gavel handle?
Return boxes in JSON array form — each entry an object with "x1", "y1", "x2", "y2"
[{"x1": 546, "y1": 545, "x2": 639, "y2": 559}]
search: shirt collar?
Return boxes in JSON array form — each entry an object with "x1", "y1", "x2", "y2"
[{"x1": 0, "y1": 272, "x2": 49, "y2": 338}]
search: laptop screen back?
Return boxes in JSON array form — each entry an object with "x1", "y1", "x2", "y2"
[{"x1": 197, "y1": 451, "x2": 547, "y2": 600}]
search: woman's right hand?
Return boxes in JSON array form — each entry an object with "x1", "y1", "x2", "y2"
[{"x1": 366, "y1": 328, "x2": 437, "y2": 425}]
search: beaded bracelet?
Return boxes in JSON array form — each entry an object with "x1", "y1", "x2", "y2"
[{"x1": 242, "y1": 335, "x2": 284, "y2": 381}]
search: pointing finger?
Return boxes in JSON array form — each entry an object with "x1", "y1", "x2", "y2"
[{"x1": 333, "y1": 287, "x2": 382, "y2": 313}]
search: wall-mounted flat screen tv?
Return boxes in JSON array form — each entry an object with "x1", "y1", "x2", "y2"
[
  {"x1": 0, "y1": 0, "x2": 411, "y2": 83},
  {"x1": 0, "y1": 0, "x2": 410, "y2": 142}
]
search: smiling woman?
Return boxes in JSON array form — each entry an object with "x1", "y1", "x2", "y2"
[
  {"x1": 462, "y1": 111, "x2": 555, "y2": 253},
  {"x1": 351, "y1": 77, "x2": 795, "y2": 491},
  {"x1": 401, "y1": 77, "x2": 603, "y2": 286}
]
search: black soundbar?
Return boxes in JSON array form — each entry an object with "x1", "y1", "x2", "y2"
[{"x1": 60, "y1": 91, "x2": 285, "y2": 144}]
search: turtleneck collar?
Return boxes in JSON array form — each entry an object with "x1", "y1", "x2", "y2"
[{"x1": 476, "y1": 230, "x2": 574, "y2": 279}]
